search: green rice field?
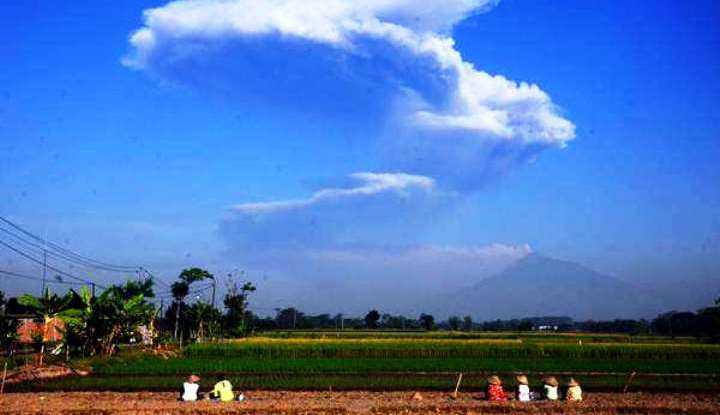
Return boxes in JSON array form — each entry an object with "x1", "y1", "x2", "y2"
[{"x1": 8, "y1": 332, "x2": 720, "y2": 392}]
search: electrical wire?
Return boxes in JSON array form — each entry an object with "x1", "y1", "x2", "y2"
[
  {"x1": 141, "y1": 267, "x2": 171, "y2": 288},
  {"x1": 0, "y1": 226, "x2": 138, "y2": 275},
  {"x1": 0, "y1": 216, "x2": 137, "y2": 271},
  {"x1": 0, "y1": 268, "x2": 86, "y2": 286},
  {"x1": 0, "y1": 239, "x2": 105, "y2": 288}
]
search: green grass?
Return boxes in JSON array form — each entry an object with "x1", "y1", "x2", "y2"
[
  {"x1": 8, "y1": 333, "x2": 719, "y2": 393},
  {"x1": 92, "y1": 357, "x2": 720, "y2": 376},
  {"x1": 184, "y1": 339, "x2": 720, "y2": 360},
  {"x1": 260, "y1": 331, "x2": 704, "y2": 343}
]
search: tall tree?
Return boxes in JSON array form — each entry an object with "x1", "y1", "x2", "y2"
[
  {"x1": 462, "y1": 315, "x2": 473, "y2": 331},
  {"x1": 447, "y1": 316, "x2": 461, "y2": 331},
  {"x1": 364, "y1": 309, "x2": 381, "y2": 329},
  {"x1": 223, "y1": 280, "x2": 256, "y2": 336},
  {"x1": 171, "y1": 281, "x2": 189, "y2": 340},
  {"x1": 275, "y1": 307, "x2": 301, "y2": 330},
  {"x1": 419, "y1": 313, "x2": 435, "y2": 331},
  {"x1": 172, "y1": 268, "x2": 213, "y2": 340}
]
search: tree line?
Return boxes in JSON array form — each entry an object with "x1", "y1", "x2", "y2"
[
  {"x1": 0, "y1": 267, "x2": 258, "y2": 361},
  {"x1": 1, "y1": 267, "x2": 719, "y2": 363}
]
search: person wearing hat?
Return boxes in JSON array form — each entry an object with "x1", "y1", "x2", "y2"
[
  {"x1": 515, "y1": 375, "x2": 531, "y2": 402},
  {"x1": 566, "y1": 378, "x2": 582, "y2": 402},
  {"x1": 181, "y1": 374, "x2": 201, "y2": 401},
  {"x1": 542, "y1": 376, "x2": 559, "y2": 401},
  {"x1": 485, "y1": 375, "x2": 508, "y2": 401}
]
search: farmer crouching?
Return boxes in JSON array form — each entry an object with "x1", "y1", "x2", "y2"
[
  {"x1": 210, "y1": 374, "x2": 235, "y2": 402},
  {"x1": 181, "y1": 374, "x2": 201, "y2": 401},
  {"x1": 542, "y1": 376, "x2": 559, "y2": 401},
  {"x1": 485, "y1": 375, "x2": 508, "y2": 401},
  {"x1": 515, "y1": 375, "x2": 531, "y2": 402},
  {"x1": 566, "y1": 378, "x2": 583, "y2": 402}
]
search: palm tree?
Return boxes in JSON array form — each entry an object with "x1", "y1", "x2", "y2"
[
  {"x1": 171, "y1": 281, "x2": 189, "y2": 340},
  {"x1": 172, "y1": 268, "x2": 213, "y2": 340}
]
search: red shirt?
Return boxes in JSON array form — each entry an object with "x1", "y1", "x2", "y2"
[{"x1": 487, "y1": 384, "x2": 507, "y2": 401}]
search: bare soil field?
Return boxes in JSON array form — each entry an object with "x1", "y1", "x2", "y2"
[{"x1": 0, "y1": 391, "x2": 718, "y2": 415}]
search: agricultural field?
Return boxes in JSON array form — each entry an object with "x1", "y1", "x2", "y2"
[{"x1": 6, "y1": 332, "x2": 720, "y2": 394}]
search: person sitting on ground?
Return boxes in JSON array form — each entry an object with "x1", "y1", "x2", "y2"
[
  {"x1": 485, "y1": 375, "x2": 508, "y2": 401},
  {"x1": 181, "y1": 374, "x2": 201, "y2": 402},
  {"x1": 566, "y1": 378, "x2": 582, "y2": 402},
  {"x1": 542, "y1": 376, "x2": 559, "y2": 401},
  {"x1": 209, "y1": 374, "x2": 235, "y2": 402},
  {"x1": 515, "y1": 375, "x2": 531, "y2": 402}
]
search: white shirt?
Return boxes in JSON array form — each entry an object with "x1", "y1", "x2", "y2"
[
  {"x1": 544, "y1": 385, "x2": 558, "y2": 400},
  {"x1": 182, "y1": 382, "x2": 199, "y2": 401},
  {"x1": 518, "y1": 384, "x2": 531, "y2": 402}
]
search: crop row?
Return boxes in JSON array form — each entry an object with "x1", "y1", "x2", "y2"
[
  {"x1": 261, "y1": 331, "x2": 700, "y2": 343},
  {"x1": 9, "y1": 372, "x2": 719, "y2": 393},
  {"x1": 184, "y1": 339, "x2": 720, "y2": 360},
  {"x1": 91, "y1": 357, "x2": 720, "y2": 376}
]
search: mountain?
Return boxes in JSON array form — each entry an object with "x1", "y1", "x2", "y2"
[{"x1": 435, "y1": 254, "x2": 667, "y2": 320}]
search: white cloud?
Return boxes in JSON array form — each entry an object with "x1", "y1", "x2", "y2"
[
  {"x1": 231, "y1": 172, "x2": 434, "y2": 214},
  {"x1": 124, "y1": 0, "x2": 574, "y2": 147}
]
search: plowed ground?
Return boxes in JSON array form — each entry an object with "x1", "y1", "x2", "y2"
[{"x1": 1, "y1": 391, "x2": 718, "y2": 415}]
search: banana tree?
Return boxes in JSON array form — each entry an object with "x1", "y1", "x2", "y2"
[
  {"x1": 186, "y1": 302, "x2": 221, "y2": 342},
  {"x1": 92, "y1": 281, "x2": 155, "y2": 356},
  {"x1": 18, "y1": 289, "x2": 81, "y2": 365}
]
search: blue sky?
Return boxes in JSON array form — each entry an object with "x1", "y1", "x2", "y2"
[{"x1": 0, "y1": 0, "x2": 718, "y2": 313}]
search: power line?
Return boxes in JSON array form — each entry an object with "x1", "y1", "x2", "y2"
[
  {"x1": 141, "y1": 268, "x2": 171, "y2": 288},
  {"x1": 0, "y1": 269, "x2": 86, "y2": 286},
  {"x1": 0, "y1": 217, "x2": 173, "y2": 291},
  {"x1": 0, "y1": 226, "x2": 138, "y2": 274},
  {"x1": 156, "y1": 283, "x2": 214, "y2": 300},
  {"x1": 0, "y1": 239, "x2": 105, "y2": 288},
  {"x1": 0, "y1": 216, "x2": 137, "y2": 272}
]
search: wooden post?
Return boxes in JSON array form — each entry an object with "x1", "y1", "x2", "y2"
[
  {"x1": 453, "y1": 373, "x2": 463, "y2": 398},
  {"x1": 623, "y1": 371, "x2": 637, "y2": 393},
  {"x1": 1, "y1": 360, "x2": 7, "y2": 394}
]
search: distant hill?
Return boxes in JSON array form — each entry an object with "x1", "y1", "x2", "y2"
[{"x1": 435, "y1": 254, "x2": 667, "y2": 320}]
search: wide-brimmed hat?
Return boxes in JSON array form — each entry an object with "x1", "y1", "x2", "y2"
[
  {"x1": 487, "y1": 375, "x2": 502, "y2": 385},
  {"x1": 188, "y1": 374, "x2": 200, "y2": 383},
  {"x1": 515, "y1": 375, "x2": 528, "y2": 385},
  {"x1": 543, "y1": 376, "x2": 559, "y2": 387},
  {"x1": 567, "y1": 378, "x2": 580, "y2": 387}
]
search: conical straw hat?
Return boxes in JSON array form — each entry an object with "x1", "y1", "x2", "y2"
[
  {"x1": 487, "y1": 375, "x2": 502, "y2": 385},
  {"x1": 544, "y1": 376, "x2": 559, "y2": 387}
]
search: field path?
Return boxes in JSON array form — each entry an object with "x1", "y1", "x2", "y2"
[{"x1": 1, "y1": 391, "x2": 719, "y2": 414}]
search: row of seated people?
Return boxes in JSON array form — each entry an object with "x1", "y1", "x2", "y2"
[{"x1": 486, "y1": 375, "x2": 582, "y2": 402}]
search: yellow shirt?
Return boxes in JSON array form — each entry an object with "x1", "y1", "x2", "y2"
[
  {"x1": 212, "y1": 380, "x2": 234, "y2": 402},
  {"x1": 567, "y1": 385, "x2": 582, "y2": 401}
]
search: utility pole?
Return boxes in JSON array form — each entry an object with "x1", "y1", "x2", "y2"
[
  {"x1": 293, "y1": 308, "x2": 297, "y2": 329},
  {"x1": 91, "y1": 282, "x2": 96, "y2": 298},
  {"x1": 41, "y1": 249, "x2": 47, "y2": 295},
  {"x1": 211, "y1": 279, "x2": 217, "y2": 309}
]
